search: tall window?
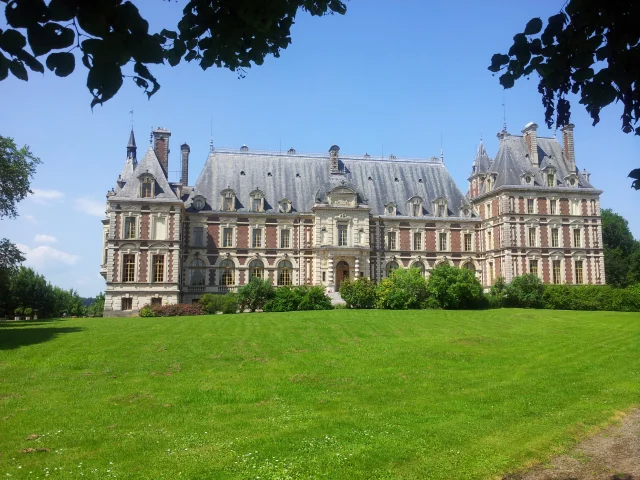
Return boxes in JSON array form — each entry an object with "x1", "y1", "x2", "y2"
[
  {"x1": 487, "y1": 230, "x2": 493, "y2": 250},
  {"x1": 385, "y1": 261, "x2": 399, "y2": 277},
  {"x1": 412, "y1": 262, "x2": 425, "y2": 276},
  {"x1": 189, "y1": 258, "x2": 206, "y2": 286},
  {"x1": 223, "y1": 197, "x2": 234, "y2": 211},
  {"x1": 124, "y1": 217, "x2": 136, "y2": 239},
  {"x1": 528, "y1": 228, "x2": 536, "y2": 247},
  {"x1": 252, "y1": 229, "x2": 262, "y2": 248},
  {"x1": 219, "y1": 259, "x2": 235, "y2": 286},
  {"x1": 141, "y1": 177, "x2": 153, "y2": 198},
  {"x1": 151, "y1": 297, "x2": 162, "y2": 307},
  {"x1": 486, "y1": 203, "x2": 491, "y2": 218},
  {"x1": 223, "y1": 228, "x2": 233, "y2": 247},
  {"x1": 552, "y1": 260, "x2": 562, "y2": 284},
  {"x1": 252, "y1": 197, "x2": 262, "y2": 212},
  {"x1": 412, "y1": 203, "x2": 421, "y2": 216},
  {"x1": 281, "y1": 229, "x2": 291, "y2": 248},
  {"x1": 437, "y1": 204, "x2": 446, "y2": 217},
  {"x1": 123, "y1": 254, "x2": 135, "y2": 282},
  {"x1": 509, "y1": 196, "x2": 515, "y2": 213},
  {"x1": 573, "y1": 229, "x2": 581, "y2": 248},
  {"x1": 464, "y1": 233, "x2": 472, "y2": 252},
  {"x1": 550, "y1": 199, "x2": 557, "y2": 215},
  {"x1": 590, "y1": 199, "x2": 597, "y2": 215},
  {"x1": 413, "y1": 232, "x2": 422, "y2": 251},
  {"x1": 489, "y1": 262, "x2": 494, "y2": 281},
  {"x1": 152, "y1": 255, "x2": 164, "y2": 282},
  {"x1": 575, "y1": 260, "x2": 584, "y2": 284},
  {"x1": 249, "y1": 259, "x2": 264, "y2": 279},
  {"x1": 193, "y1": 227, "x2": 204, "y2": 247},
  {"x1": 387, "y1": 231, "x2": 396, "y2": 250},
  {"x1": 439, "y1": 232, "x2": 447, "y2": 251},
  {"x1": 571, "y1": 199, "x2": 580, "y2": 215},
  {"x1": 529, "y1": 259, "x2": 538, "y2": 276},
  {"x1": 152, "y1": 217, "x2": 166, "y2": 240},
  {"x1": 278, "y1": 260, "x2": 293, "y2": 286},
  {"x1": 527, "y1": 199, "x2": 534, "y2": 214},
  {"x1": 551, "y1": 228, "x2": 559, "y2": 247},
  {"x1": 547, "y1": 173, "x2": 554, "y2": 186},
  {"x1": 121, "y1": 298, "x2": 133, "y2": 310}
]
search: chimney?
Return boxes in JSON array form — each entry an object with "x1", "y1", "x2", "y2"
[
  {"x1": 329, "y1": 144, "x2": 340, "y2": 174},
  {"x1": 522, "y1": 122, "x2": 538, "y2": 168},
  {"x1": 180, "y1": 143, "x2": 190, "y2": 185},
  {"x1": 152, "y1": 128, "x2": 171, "y2": 178},
  {"x1": 562, "y1": 123, "x2": 575, "y2": 173}
]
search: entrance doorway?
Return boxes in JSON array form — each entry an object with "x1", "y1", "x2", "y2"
[{"x1": 335, "y1": 261, "x2": 350, "y2": 289}]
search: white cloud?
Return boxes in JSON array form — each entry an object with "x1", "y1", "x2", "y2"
[
  {"x1": 24, "y1": 215, "x2": 36, "y2": 223},
  {"x1": 17, "y1": 244, "x2": 80, "y2": 269},
  {"x1": 74, "y1": 197, "x2": 105, "y2": 217},
  {"x1": 30, "y1": 188, "x2": 64, "y2": 205},
  {"x1": 34, "y1": 234, "x2": 57, "y2": 244}
]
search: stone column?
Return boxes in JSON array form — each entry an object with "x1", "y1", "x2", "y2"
[
  {"x1": 328, "y1": 254, "x2": 335, "y2": 290},
  {"x1": 354, "y1": 257, "x2": 360, "y2": 278}
]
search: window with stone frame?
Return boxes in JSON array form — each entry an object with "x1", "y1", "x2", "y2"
[
  {"x1": 141, "y1": 176, "x2": 154, "y2": 198},
  {"x1": 487, "y1": 230, "x2": 492, "y2": 250},
  {"x1": 252, "y1": 228, "x2": 262, "y2": 248},
  {"x1": 489, "y1": 262, "x2": 494, "y2": 281},
  {"x1": 551, "y1": 228, "x2": 559, "y2": 248},
  {"x1": 252, "y1": 198, "x2": 262, "y2": 212},
  {"x1": 529, "y1": 259, "x2": 538, "y2": 276},
  {"x1": 223, "y1": 197, "x2": 234, "y2": 211},
  {"x1": 124, "y1": 217, "x2": 137, "y2": 239},
  {"x1": 464, "y1": 233, "x2": 472, "y2": 252},
  {"x1": 528, "y1": 227, "x2": 536, "y2": 247},
  {"x1": 550, "y1": 199, "x2": 557, "y2": 215},
  {"x1": 385, "y1": 261, "x2": 399, "y2": 277},
  {"x1": 192, "y1": 226, "x2": 204, "y2": 247},
  {"x1": 280, "y1": 229, "x2": 291, "y2": 248},
  {"x1": 222, "y1": 227, "x2": 233, "y2": 248},
  {"x1": 575, "y1": 260, "x2": 584, "y2": 284},
  {"x1": 152, "y1": 255, "x2": 164, "y2": 283},
  {"x1": 123, "y1": 254, "x2": 135, "y2": 282},
  {"x1": 249, "y1": 259, "x2": 264, "y2": 279},
  {"x1": 387, "y1": 231, "x2": 397, "y2": 250},
  {"x1": 527, "y1": 199, "x2": 535, "y2": 214},
  {"x1": 509, "y1": 196, "x2": 516, "y2": 213},
  {"x1": 573, "y1": 228, "x2": 582, "y2": 248},
  {"x1": 439, "y1": 232, "x2": 448, "y2": 251},
  {"x1": 249, "y1": 190, "x2": 265, "y2": 212},
  {"x1": 152, "y1": 216, "x2": 167, "y2": 240},
  {"x1": 151, "y1": 297, "x2": 162, "y2": 306},
  {"x1": 337, "y1": 225, "x2": 348, "y2": 247},
  {"x1": 278, "y1": 260, "x2": 293, "y2": 286},
  {"x1": 437, "y1": 203, "x2": 446, "y2": 217},
  {"x1": 486, "y1": 203, "x2": 491, "y2": 218},
  {"x1": 413, "y1": 232, "x2": 422, "y2": 251},
  {"x1": 547, "y1": 172, "x2": 555, "y2": 187},
  {"x1": 590, "y1": 199, "x2": 597, "y2": 215},
  {"x1": 570, "y1": 199, "x2": 580, "y2": 215},
  {"x1": 552, "y1": 260, "x2": 562, "y2": 284},
  {"x1": 219, "y1": 259, "x2": 235, "y2": 286},
  {"x1": 188, "y1": 258, "x2": 206, "y2": 286},
  {"x1": 412, "y1": 203, "x2": 421, "y2": 217},
  {"x1": 121, "y1": 298, "x2": 133, "y2": 310}
]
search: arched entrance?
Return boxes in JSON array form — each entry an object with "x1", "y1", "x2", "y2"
[{"x1": 335, "y1": 261, "x2": 350, "y2": 289}]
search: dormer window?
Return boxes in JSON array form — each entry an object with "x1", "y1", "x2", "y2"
[
  {"x1": 433, "y1": 198, "x2": 448, "y2": 217},
  {"x1": 385, "y1": 202, "x2": 396, "y2": 216},
  {"x1": 520, "y1": 172, "x2": 535, "y2": 186},
  {"x1": 192, "y1": 195, "x2": 206, "y2": 211},
  {"x1": 279, "y1": 199, "x2": 292, "y2": 213},
  {"x1": 220, "y1": 188, "x2": 236, "y2": 212},
  {"x1": 564, "y1": 174, "x2": 579, "y2": 188},
  {"x1": 547, "y1": 173, "x2": 554, "y2": 186},
  {"x1": 486, "y1": 177, "x2": 492, "y2": 192},
  {"x1": 139, "y1": 174, "x2": 155, "y2": 198},
  {"x1": 249, "y1": 189, "x2": 265, "y2": 212},
  {"x1": 408, "y1": 196, "x2": 423, "y2": 217}
]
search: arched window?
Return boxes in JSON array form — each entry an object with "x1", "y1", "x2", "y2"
[
  {"x1": 411, "y1": 262, "x2": 425, "y2": 275},
  {"x1": 462, "y1": 262, "x2": 475, "y2": 272},
  {"x1": 385, "y1": 261, "x2": 399, "y2": 277},
  {"x1": 278, "y1": 260, "x2": 293, "y2": 286},
  {"x1": 219, "y1": 259, "x2": 235, "y2": 286},
  {"x1": 189, "y1": 258, "x2": 206, "y2": 286},
  {"x1": 248, "y1": 259, "x2": 264, "y2": 280}
]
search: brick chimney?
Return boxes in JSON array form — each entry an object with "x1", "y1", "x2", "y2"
[
  {"x1": 152, "y1": 128, "x2": 171, "y2": 178},
  {"x1": 329, "y1": 144, "x2": 340, "y2": 174},
  {"x1": 180, "y1": 143, "x2": 190, "y2": 185},
  {"x1": 562, "y1": 123, "x2": 575, "y2": 174},
  {"x1": 522, "y1": 122, "x2": 538, "y2": 168}
]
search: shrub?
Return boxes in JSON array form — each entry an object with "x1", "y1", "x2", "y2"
[
  {"x1": 339, "y1": 277, "x2": 376, "y2": 309},
  {"x1": 220, "y1": 293, "x2": 239, "y2": 314},
  {"x1": 139, "y1": 305, "x2": 155, "y2": 317},
  {"x1": 237, "y1": 278, "x2": 275, "y2": 312},
  {"x1": 426, "y1": 264, "x2": 484, "y2": 309},
  {"x1": 200, "y1": 293, "x2": 224, "y2": 314},
  {"x1": 298, "y1": 286, "x2": 332, "y2": 310},
  {"x1": 488, "y1": 276, "x2": 507, "y2": 307},
  {"x1": 150, "y1": 303, "x2": 203, "y2": 317},
  {"x1": 14, "y1": 306, "x2": 23, "y2": 316},
  {"x1": 542, "y1": 284, "x2": 640, "y2": 312},
  {"x1": 504, "y1": 274, "x2": 544, "y2": 308},
  {"x1": 23, "y1": 307, "x2": 33, "y2": 317},
  {"x1": 376, "y1": 268, "x2": 428, "y2": 309}
]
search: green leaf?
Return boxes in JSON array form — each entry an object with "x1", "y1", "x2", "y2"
[
  {"x1": 628, "y1": 169, "x2": 640, "y2": 180},
  {"x1": 87, "y1": 62, "x2": 123, "y2": 108},
  {"x1": 5, "y1": 0, "x2": 47, "y2": 28},
  {"x1": 161, "y1": 29, "x2": 177, "y2": 40},
  {"x1": 48, "y1": 0, "x2": 78, "y2": 22},
  {"x1": 499, "y1": 73, "x2": 514, "y2": 89},
  {"x1": 9, "y1": 59, "x2": 28, "y2": 81},
  {"x1": 488, "y1": 53, "x2": 509, "y2": 72},
  {"x1": 46, "y1": 52, "x2": 75, "y2": 77},
  {"x1": 0, "y1": 53, "x2": 9, "y2": 81},
  {"x1": 16, "y1": 50, "x2": 44, "y2": 74},
  {"x1": 0, "y1": 29, "x2": 27, "y2": 55},
  {"x1": 524, "y1": 18, "x2": 543, "y2": 35},
  {"x1": 572, "y1": 68, "x2": 594, "y2": 82}
]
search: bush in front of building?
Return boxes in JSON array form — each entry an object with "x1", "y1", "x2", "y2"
[
  {"x1": 139, "y1": 305, "x2": 155, "y2": 317},
  {"x1": 503, "y1": 274, "x2": 544, "y2": 308},
  {"x1": 237, "y1": 278, "x2": 275, "y2": 312},
  {"x1": 200, "y1": 293, "x2": 238, "y2": 314},
  {"x1": 149, "y1": 303, "x2": 204, "y2": 317},
  {"x1": 220, "y1": 293, "x2": 239, "y2": 314},
  {"x1": 376, "y1": 267, "x2": 428, "y2": 310},
  {"x1": 263, "y1": 286, "x2": 332, "y2": 312},
  {"x1": 298, "y1": 286, "x2": 332, "y2": 311},
  {"x1": 426, "y1": 264, "x2": 485, "y2": 310},
  {"x1": 339, "y1": 277, "x2": 377, "y2": 309},
  {"x1": 542, "y1": 284, "x2": 640, "y2": 312}
]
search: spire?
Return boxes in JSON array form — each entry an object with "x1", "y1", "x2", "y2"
[{"x1": 127, "y1": 128, "x2": 137, "y2": 161}]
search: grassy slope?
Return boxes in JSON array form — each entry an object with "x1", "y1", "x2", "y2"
[{"x1": 0, "y1": 309, "x2": 639, "y2": 479}]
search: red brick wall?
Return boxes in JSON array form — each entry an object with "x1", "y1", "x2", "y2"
[
  {"x1": 492, "y1": 198, "x2": 499, "y2": 217},
  {"x1": 563, "y1": 225, "x2": 571, "y2": 251},
  {"x1": 141, "y1": 214, "x2": 150, "y2": 240},
  {"x1": 237, "y1": 225, "x2": 248, "y2": 248},
  {"x1": 114, "y1": 213, "x2": 121, "y2": 240},
  {"x1": 560, "y1": 199, "x2": 569, "y2": 215},
  {"x1": 538, "y1": 198, "x2": 548, "y2": 215},
  {"x1": 208, "y1": 225, "x2": 219, "y2": 249},
  {"x1": 540, "y1": 225, "x2": 549, "y2": 248},
  {"x1": 586, "y1": 258, "x2": 593, "y2": 283},
  {"x1": 139, "y1": 251, "x2": 148, "y2": 282},
  {"x1": 399, "y1": 229, "x2": 410, "y2": 251},
  {"x1": 565, "y1": 258, "x2": 573, "y2": 284},
  {"x1": 168, "y1": 252, "x2": 173, "y2": 282},
  {"x1": 266, "y1": 225, "x2": 277, "y2": 248},
  {"x1": 581, "y1": 199, "x2": 588, "y2": 216},
  {"x1": 426, "y1": 230, "x2": 436, "y2": 251},
  {"x1": 451, "y1": 231, "x2": 461, "y2": 252},
  {"x1": 112, "y1": 251, "x2": 119, "y2": 282},
  {"x1": 169, "y1": 213, "x2": 175, "y2": 241},
  {"x1": 541, "y1": 258, "x2": 550, "y2": 283},
  {"x1": 518, "y1": 197, "x2": 525, "y2": 215}
]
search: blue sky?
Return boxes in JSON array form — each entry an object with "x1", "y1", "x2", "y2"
[{"x1": 1, "y1": 0, "x2": 638, "y2": 297}]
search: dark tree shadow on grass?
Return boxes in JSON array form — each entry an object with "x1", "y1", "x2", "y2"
[{"x1": 0, "y1": 322, "x2": 83, "y2": 350}]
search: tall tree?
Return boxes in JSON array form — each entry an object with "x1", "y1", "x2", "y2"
[
  {"x1": 601, "y1": 209, "x2": 640, "y2": 287},
  {"x1": 0, "y1": 135, "x2": 40, "y2": 219},
  {"x1": 0, "y1": 238, "x2": 25, "y2": 316},
  {"x1": 0, "y1": 0, "x2": 347, "y2": 107},
  {"x1": 489, "y1": 0, "x2": 640, "y2": 188}
]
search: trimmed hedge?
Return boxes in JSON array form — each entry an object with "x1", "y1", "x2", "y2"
[
  {"x1": 148, "y1": 303, "x2": 204, "y2": 317},
  {"x1": 263, "y1": 286, "x2": 332, "y2": 312},
  {"x1": 542, "y1": 284, "x2": 640, "y2": 312}
]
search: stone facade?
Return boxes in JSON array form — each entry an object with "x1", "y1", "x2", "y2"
[{"x1": 101, "y1": 122, "x2": 604, "y2": 315}]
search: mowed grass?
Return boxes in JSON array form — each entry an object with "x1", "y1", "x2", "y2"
[{"x1": 1, "y1": 310, "x2": 639, "y2": 479}]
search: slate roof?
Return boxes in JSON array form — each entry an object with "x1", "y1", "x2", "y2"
[
  {"x1": 127, "y1": 129, "x2": 136, "y2": 148},
  {"x1": 189, "y1": 149, "x2": 472, "y2": 217},
  {"x1": 470, "y1": 141, "x2": 493, "y2": 176},
  {"x1": 115, "y1": 156, "x2": 136, "y2": 193},
  {"x1": 481, "y1": 134, "x2": 595, "y2": 194}
]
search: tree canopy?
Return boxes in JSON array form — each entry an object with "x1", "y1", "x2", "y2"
[
  {"x1": 489, "y1": 0, "x2": 640, "y2": 188},
  {"x1": 0, "y1": 0, "x2": 347, "y2": 107},
  {"x1": 601, "y1": 208, "x2": 640, "y2": 287},
  {"x1": 0, "y1": 135, "x2": 40, "y2": 219}
]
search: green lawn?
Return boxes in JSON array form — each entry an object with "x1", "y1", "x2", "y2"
[{"x1": 0, "y1": 309, "x2": 639, "y2": 479}]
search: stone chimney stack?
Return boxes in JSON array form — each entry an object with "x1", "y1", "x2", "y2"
[
  {"x1": 329, "y1": 144, "x2": 340, "y2": 174},
  {"x1": 180, "y1": 143, "x2": 190, "y2": 185},
  {"x1": 562, "y1": 123, "x2": 576, "y2": 173},
  {"x1": 522, "y1": 122, "x2": 538, "y2": 168},
  {"x1": 152, "y1": 128, "x2": 171, "y2": 178}
]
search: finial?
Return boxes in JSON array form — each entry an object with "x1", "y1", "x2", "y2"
[
  {"x1": 209, "y1": 137, "x2": 214, "y2": 153},
  {"x1": 129, "y1": 109, "x2": 134, "y2": 128},
  {"x1": 149, "y1": 129, "x2": 153, "y2": 145}
]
